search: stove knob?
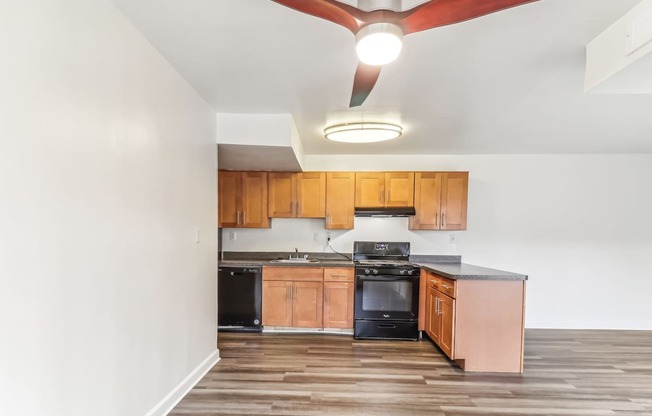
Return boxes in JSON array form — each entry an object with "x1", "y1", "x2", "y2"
[
  {"x1": 373, "y1": 269, "x2": 378, "y2": 275},
  {"x1": 365, "y1": 269, "x2": 371, "y2": 275},
  {"x1": 399, "y1": 270, "x2": 406, "y2": 275},
  {"x1": 407, "y1": 269, "x2": 414, "y2": 275}
]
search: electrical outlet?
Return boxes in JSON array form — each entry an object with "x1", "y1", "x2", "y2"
[
  {"x1": 229, "y1": 231, "x2": 237, "y2": 241},
  {"x1": 449, "y1": 233, "x2": 457, "y2": 244},
  {"x1": 313, "y1": 232, "x2": 320, "y2": 242}
]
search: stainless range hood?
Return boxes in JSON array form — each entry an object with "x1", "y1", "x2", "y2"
[{"x1": 354, "y1": 207, "x2": 416, "y2": 217}]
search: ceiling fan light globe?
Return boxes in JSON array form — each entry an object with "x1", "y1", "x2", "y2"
[{"x1": 355, "y1": 23, "x2": 403, "y2": 66}]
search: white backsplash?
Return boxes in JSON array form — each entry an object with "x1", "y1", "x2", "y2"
[{"x1": 220, "y1": 217, "x2": 461, "y2": 255}]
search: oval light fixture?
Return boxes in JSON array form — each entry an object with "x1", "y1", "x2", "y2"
[
  {"x1": 355, "y1": 23, "x2": 403, "y2": 66},
  {"x1": 324, "y1": 122, "x2": 403, "y2": 143}
]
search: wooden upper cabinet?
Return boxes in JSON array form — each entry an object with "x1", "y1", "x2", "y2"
[
  {"x1": 268, "y1": 173, "x2": 296, "y2": 218},
  {"x1": 297, "y1": 172, "x2": 326, "y2": 218},
  {"x1": 441, "y1": 172, "x2": 468, "y2": 230},
  {"x1": 385, "y1": 172, "x2": 415, "y2": 207},
  {"x1": 355, "y1": 172, "x2": 385, "y2": 207},
  {"x1": 355, "y1": 172, "x2": 414, "y2": 208},
  {"x1": 268, "y1": 172, "x2": 325, "y2": 218},
  {"x1": 326, "y1": 172, "x2": 355, "y2": 230},
  {"x1": 218, "y1": 170, "x2": 240, "y2": 228},
  {"x1": 218, "y1": 171, "x2": 269, "y2": 228},
  {"x1": 355, "y1": 172, "x2": 414, "y2": 207},
  {"x1": 410, "y1": 172, "x2": 468, "y2": 231}
]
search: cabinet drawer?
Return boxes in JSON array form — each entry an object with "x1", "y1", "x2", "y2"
[
  {"x1": 263, "y1": 266, "x2": 324, "y2": 281},
  {"x1": 438, "y1": 277, "x2": 455, "y2": 298},
  {"x1": 324, "y1": 267, "x2": 354, "y2": 282},
  {"x1": 427, "y1": 272, "x2": 456, "y2": 298}
]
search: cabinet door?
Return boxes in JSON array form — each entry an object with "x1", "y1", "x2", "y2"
[
  {"x1": 218, "y1": 171, "x2": 240, "y2": 228},
  {"x1": 426, "y1": 288, "x2": 439, "y2": 344},
  {"x1": 262, "y1": 281, "x2": 293, "y2": 326},
  {"x1": 323, "y1": 282, "x2": 354, "y2": 329},
  {"x1": 326, "y1": 172, "x2": 355, "y2": 230},
  {"x1": 268, "y1": 172, "x2": 297, "y2": 218},
  {"x1": 241, "y1": 172, "x2": 270, "y2": 228},
  {"x1": 384, "y1": 172, "x2": 415, "y2": 207},
  {"x1": 410, "y1": 172, "x2": 442, "y2": 230},
  {"x1": 355, "y1": 172, "x2": 384, "y2": 207},
  {"x1": 438, "y1": 293, "x2": 455, "y2": 359},
  {"x1": 418, "y1": 270, "x2": 428, "y2": 331},
  {"x1": 441, "y1": 172, "x2": 468, "y2": 231},
  {"x1": 297, "y1": 172, "x2": 326, "y2": 218},
  {"x1": 292, "y1": 282, "x2": 324, "y2": 328}
]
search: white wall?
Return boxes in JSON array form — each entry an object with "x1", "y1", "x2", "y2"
[
  {"x1": 222, "y1": 154, "x2": 652, "y2": 330},
  {"x1": 0, "y1": 1, "x2": 217, "y2": 415}
]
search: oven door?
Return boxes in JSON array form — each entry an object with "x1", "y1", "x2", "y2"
[{"x1": 355, "y1": 274, "x2": 419, "y2": 321}]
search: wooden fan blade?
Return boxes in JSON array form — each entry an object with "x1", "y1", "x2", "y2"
[
  {"x1": 398, "y1": 0, "x2": 539, "y2": 35},
  {"x1": 350, "y1": 63, "x2": 381, "y2": 107},
  {"x1": 271, "y1": 0, "x2": 362, "y2": 33}
]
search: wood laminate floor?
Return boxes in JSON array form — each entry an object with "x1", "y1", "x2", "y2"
[{"x1": 170, "y1": 329, "x2": 652, "y2": 416}]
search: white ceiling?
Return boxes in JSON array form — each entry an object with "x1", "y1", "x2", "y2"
[{"x1": 111, "y1": 0, "x2": 652, "y2": 155}]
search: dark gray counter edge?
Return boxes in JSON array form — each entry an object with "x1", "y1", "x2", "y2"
[{"x1": 417, "y1": 262, "x2": 528, "y2": 281}]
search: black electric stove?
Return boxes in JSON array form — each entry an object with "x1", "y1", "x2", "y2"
[{"x1": 353, "y1": 242, "x2": 420, "y2": 341}]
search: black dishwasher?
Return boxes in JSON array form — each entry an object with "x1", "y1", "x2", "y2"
[{"x1": 217, "y1": 266, "x2": 262, "y2": 332}]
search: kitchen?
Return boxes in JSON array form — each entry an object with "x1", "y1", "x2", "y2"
[{"x1": 3, "y1": 1, "x2": 652, "y2": 416}]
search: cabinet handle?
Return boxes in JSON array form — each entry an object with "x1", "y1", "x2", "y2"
[
  {"x1": 236, "y1": 211, "x2": 240, "y2": 225},
  {"x1": 290, "y1": 202, "x2": 294, "y2": 215},
  {"x1": 287, "y1": 286, "x2": 291, "y2": 300},
  {"x1": 434, "y1": 297, "x2": 439, "y2": 314},
  {"x1": 387, "y1": 188, "x2": 390, "y2": 203},
  {"x1": 442, "y1": 213, "x2": 446, "y2": 227},
  {"x1": 435, "y1": 212, "x2": 438, "y2": 227},
  {"x1": 379, "y1": 189, "x2": 383, "y2": 204},
  {"x1": 331, "y1": 274, "x2": 348, "y2": 277},
  {"x1": 381, "y1": 186, "x2": 385, "y2": 204},
  {"x1": 294, "y1": 286, "x2": 297, "y2": 300},
  {"x1": 441, "y1": 284, "x2": 450, "y2": 289},
  {"x1": 297, "y1": 201, "x2": 301, "y2": 215}
]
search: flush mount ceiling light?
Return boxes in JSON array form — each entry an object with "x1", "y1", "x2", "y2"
[
  {"x1": 355, "y1": 23, "x2": 403, "y2": 66},
  {"x1": 324, "y1": 122, "x2": 403, "y2": 143}
]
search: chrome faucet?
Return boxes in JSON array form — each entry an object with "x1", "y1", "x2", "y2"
[{"x1": 289, "y1": 248, "x2": 308, "y2": 260}]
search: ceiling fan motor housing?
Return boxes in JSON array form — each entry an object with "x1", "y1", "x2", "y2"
[{"x1": 357, "y1": 0, "x2": 401, "y2": 12}]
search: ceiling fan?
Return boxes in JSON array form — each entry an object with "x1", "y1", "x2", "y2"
[{"x1": 271, "y1": 0, "x2": 538, "y2": 107}]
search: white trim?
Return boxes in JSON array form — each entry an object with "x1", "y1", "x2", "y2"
[{"x1": 145, "y1": 349, "x2": 220, "y2": 416}]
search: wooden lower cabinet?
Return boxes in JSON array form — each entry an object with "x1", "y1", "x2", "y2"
[
  {"x1": 292, "y1": 281, "x2": 323, "y2": 328},
  {"x1": 262, "y1": 280, "x2": 293, "y2": 326},
  {"x1": 262, "y1": 266, "x2": 354, "y2": 330},
  {"x1": 437, "y1": 292, "x2": 455, "y2": 358},
  {"x1": 419, "y1": 270, "x2": 526, "y2": 373}
]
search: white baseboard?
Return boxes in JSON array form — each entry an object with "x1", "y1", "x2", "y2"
[{"x1": 145, "y1": 349, "x2": 220, "y2": 416}]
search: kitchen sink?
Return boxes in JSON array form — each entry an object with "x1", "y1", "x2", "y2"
[{"x1": 269, "y1": 258, "x2": 320, "y2": 263}]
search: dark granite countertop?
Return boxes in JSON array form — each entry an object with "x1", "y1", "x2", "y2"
[
  {"x1": 218, "y1": 259, "x2": 354, "y2": 268},
  {"x1": 218, "y1": 252, "x2": 527, "y2": 280},
  {"x1": 416, "y1": 262, "x2": 528, "y2": 281}
]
